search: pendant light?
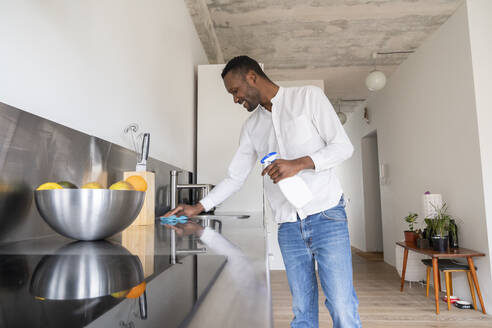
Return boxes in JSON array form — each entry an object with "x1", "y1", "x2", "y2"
[
  {"x1": 366, "y1": 52, "x2": 386, "y2": 91},
  {"x1": 366, "y1": 70, "x2": 387, "y2": 91},
  {"x1": 365, "y1": 51, "x2": 415, "y2": 91}
]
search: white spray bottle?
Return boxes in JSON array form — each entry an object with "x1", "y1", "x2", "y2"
[{"x1": 261, "y1": 152, "x2": 313, "y2": 219}]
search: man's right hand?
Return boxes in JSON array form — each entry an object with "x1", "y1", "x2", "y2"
[
  {"x1": 163, "y1": 221, "x2": 204, "y2": 238},
  {"x1": 163, "y1": 203, "x2": 204, "y2": 218}
]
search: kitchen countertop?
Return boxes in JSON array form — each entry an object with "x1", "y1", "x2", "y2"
[
  {"x1": 186, "y1": 211, "x2": 272, "y2": 328},
  {"x1": 0, "y1": 211, "x2": 271, "y2": 327}
]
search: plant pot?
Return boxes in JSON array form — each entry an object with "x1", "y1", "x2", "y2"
[
  {"x1": 404, "y1": 231, "x2": 418, "y2": 244},
  {"x1": 417, "y1": 238, "x2": 430, "y2": 249},
  {"x1": 432, "y1": 236, "x2": 448, "y2": 252},
  {"x1": 423, "y1": 228, "x2": 434, "y2": 246},
  {"x1": 449, "y1": 219, "x2": 459, "y2": 248}
]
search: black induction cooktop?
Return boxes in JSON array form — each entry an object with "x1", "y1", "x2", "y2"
[{"x1": 0, "y1": 224, "x2": 226, "y2": 328}]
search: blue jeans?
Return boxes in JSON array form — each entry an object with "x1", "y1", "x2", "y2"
[{"x1": 278, "y1": 196, "x2": 361, "y2": 328}]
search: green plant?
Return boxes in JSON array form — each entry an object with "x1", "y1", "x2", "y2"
[
  {"x1": 449, "y1": 219, "x2": 458, "y2": 243},
  {"x1": 424, "y1": 218, "x2": 435, "y2": 238},
  {"x1": 430, "y1": 203, "x2": 452, "y2": 238},
  {"x1": 404, "y1": 212, "x2": 418, "y2": 231}
]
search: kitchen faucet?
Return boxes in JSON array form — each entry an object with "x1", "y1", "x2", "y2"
[{"x1": 169, "y1": 170, "x2": 212, "y2": 264}]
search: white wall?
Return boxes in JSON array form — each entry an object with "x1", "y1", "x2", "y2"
[
  {"x1": 467, "y1": 0, "x2": 492, "y2": 286},
  {"x1": 338, "y1": 1, "x2": 492, "y2": 311},
  {"x1": 0, "y1": 0, "x2": 208, "y2": 172}
]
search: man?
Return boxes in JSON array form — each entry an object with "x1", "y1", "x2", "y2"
[{"x1": 165, "y1": 56, "x2": 361, "y2": 328}]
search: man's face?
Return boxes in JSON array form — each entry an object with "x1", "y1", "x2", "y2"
[{"x1": 223, "y1": 71, "x2": 261, "y2": 112}]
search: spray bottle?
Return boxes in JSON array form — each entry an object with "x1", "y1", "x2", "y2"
[{"x1": 261, "y1": 152, "x2": 313, "y2": 219}]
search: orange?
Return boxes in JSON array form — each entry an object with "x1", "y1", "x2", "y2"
[
  {"x1": 125, "y1": 175, "x2": 147, "y2": 192},
  {"x1": 126, "y1": 281, "x2": 146, "y2": 299}
]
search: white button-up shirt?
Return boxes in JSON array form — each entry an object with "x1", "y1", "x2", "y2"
[{"x1": 199, "y1": 86, "x2": 353, "y2": 223}]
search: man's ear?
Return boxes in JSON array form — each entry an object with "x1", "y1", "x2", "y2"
[{"x1": 245, "y1": 70, "x2": 257, "y2": 86}]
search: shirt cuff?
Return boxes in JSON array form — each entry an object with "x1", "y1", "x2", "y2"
[
  {"x1": 308, "y1": 152, "x2": 323, "y2": 173},
  {"x1": 199, "y1": 227, "x2": 215, "y2": 244},
  {"x1": 199, "y1": 197, "x2": 215, "y2": 212}
]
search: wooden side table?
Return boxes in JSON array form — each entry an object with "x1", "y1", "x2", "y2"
[{"x1": 396, "y1": 241, "x2": 486, "y2": 314}]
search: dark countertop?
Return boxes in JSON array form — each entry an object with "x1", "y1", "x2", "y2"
[
  {"x1": 0, "y1": 222, "x2": 226, "y2": 327},
  {"x1": 0, "y1": 212, "x2": 271, "y2": 327}
]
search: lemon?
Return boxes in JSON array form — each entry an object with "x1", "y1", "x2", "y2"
[
  {"x1": 57, "y1": 181, "x2": 78, "y2": 189},
  {"x1": 36, "y1": 182, "x2": 63, "y2": 190},
  {"x1": 109, "y1": 181, "x2": 134, "y2": 190},
  {"x1": 125, "y1": 175, "x2": 147, "y2": 191},
  {"x1": 110, "y1": 289, "x2": 129, "y2": 298},
  {"x1": 81, "y1": 182, "x2": 103, "y2": 189}
]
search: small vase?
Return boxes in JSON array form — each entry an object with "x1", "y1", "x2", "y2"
[
  {"x1": 432, "y1": 236, "x2": 448, "y2": 252},
  {"x1": 404, "y1": 231, "x2": 417, "y2": 244},
  {"x1": 449, "y1": 219, "x2": 459, "y2": 248},
  {"x1": 417, "y1": 238, "x2": 430, "y2": 248}
]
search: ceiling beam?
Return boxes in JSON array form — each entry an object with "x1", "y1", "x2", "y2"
[{"x1": 185, "y1": 0, "x2": 224, "y2": 64}]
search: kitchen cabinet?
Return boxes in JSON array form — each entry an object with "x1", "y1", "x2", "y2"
[{"x1": 197, "y1": 64, "x2": 263, "y2": 213}]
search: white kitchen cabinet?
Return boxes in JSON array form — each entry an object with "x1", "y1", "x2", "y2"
[{"x1": 197, "y1": 64, "x2": 263, "y2": 212}]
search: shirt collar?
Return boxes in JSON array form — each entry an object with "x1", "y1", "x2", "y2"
[
  {"x1": 259, "y1": 105, "x2": 271, "y2": 115},
  {"x1": 270, "y1": 86, "x2": 283, "y2": 104}
]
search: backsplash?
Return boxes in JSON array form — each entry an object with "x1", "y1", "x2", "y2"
[{"x1": 0, "y1": 102, "x2": 191, "y2": 244}]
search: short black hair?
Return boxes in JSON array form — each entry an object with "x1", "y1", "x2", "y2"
[{"x1": 221, "y1": 55, "x2": 268, "y2": 80}]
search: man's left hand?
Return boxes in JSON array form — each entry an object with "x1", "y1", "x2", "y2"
[{"x1": 261, "y1": 157, "x2": 314, "y2": 184}]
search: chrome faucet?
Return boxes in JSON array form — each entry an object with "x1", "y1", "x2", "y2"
[{"x1": 169, "y1": 170, "x2": 211, "y2": 264}]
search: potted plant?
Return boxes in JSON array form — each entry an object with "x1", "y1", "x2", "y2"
[
  {"x1": 416, "y1": 229, "x2": 429, "y2": 248},
  {"x1": 424, "y1": 218, "x2": 434, "y2": 246},
  {"x1": 431, "y1": 203, "x2": 451, "y2": 252},
  {"x1": 449, "y1": 219, "x2": 459, "y2": 248},
  {"x1": 403, "y1": 212, "x2": 418, "y2": 244}
]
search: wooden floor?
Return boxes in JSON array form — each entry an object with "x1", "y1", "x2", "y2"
[{"x1": 271, "y1": 252, "x2": 492, "y2": 327}]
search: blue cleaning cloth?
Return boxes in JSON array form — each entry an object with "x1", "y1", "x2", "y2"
[{"x1": 160, "y1": 215, "x2": 188, "y2": 225}]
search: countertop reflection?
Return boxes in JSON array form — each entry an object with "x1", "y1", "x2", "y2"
[{"x1": 0, "y1": 222, "x2": 226, "y2": 328}]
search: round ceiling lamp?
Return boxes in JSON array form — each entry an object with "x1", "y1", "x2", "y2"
[
  {"x1": 365, "y1": 50, "x2": 415, "y2": 92},
  {"x1": 365, "y1": 70, "x2": 387, "y2": 91},
  {"x1": 337, "y1": 112, "x2": 347, "y2": 125}
]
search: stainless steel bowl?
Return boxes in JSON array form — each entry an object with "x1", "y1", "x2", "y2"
[
  {"x1": 34, "y1": 189, "x2": 145, "y2": 240},
  {"x1": 30, "y1": 241, "x2": 144, "y2": 300}
]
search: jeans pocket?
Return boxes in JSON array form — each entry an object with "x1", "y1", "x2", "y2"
[{"x1": 320, "y1": 205, "x2": 347, "y2": 221}]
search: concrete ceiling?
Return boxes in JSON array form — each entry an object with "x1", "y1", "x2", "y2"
[{"x1": 185, "y1": 0, "x2": 463, "y2": 111}]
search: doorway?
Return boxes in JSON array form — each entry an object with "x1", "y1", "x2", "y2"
[{"x1": 361, "y1": 131, "x2": 383, "y2": 253}]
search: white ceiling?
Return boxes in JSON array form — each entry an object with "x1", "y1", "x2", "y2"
[{"x1": 185, "y1": 0, "x2": 463, "y2": 110}]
